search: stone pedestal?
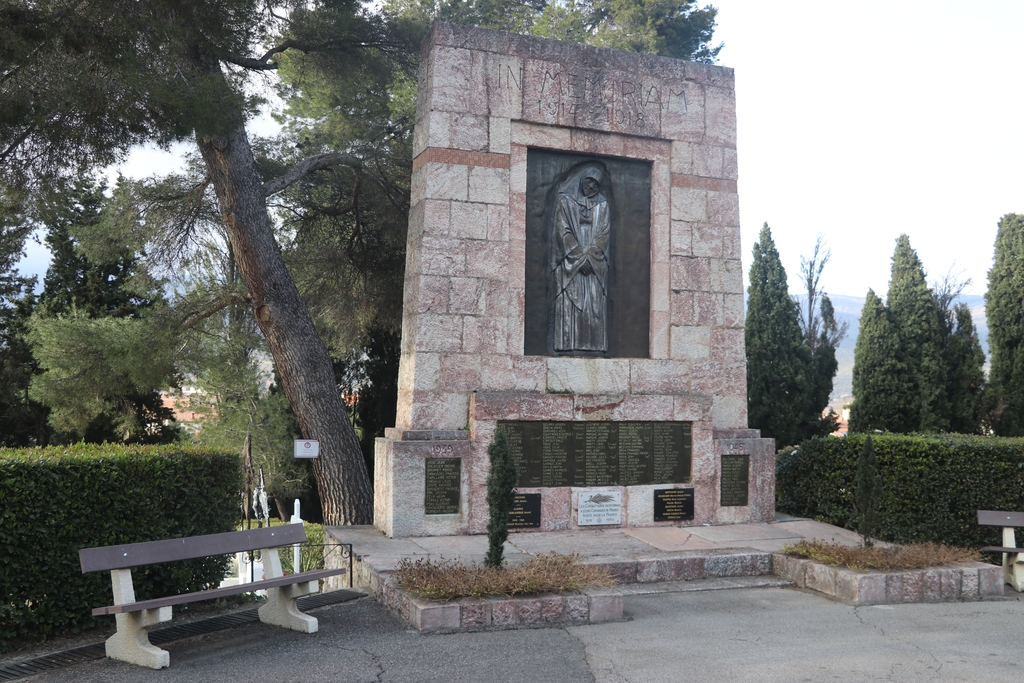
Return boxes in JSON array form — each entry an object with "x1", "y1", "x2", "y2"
[{"x1": 373, "y1": 23, "x2": 773, "y2": 538}]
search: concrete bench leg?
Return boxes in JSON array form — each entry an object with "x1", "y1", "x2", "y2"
[
  {"x1": 259, "y1": 581, "x2": 319, "y2": 632},
  {"x1": 106, "y1": 608, "x2": 173, "y2": 669},
  {"x1": 257, "y1": 547, "x2": 319, "y2": 632},
  {"x1": 105, "y1": 569, "x2": 172, "y2": 668},
  {"x1": 1003, "y1": 528, "x2": 1024, "y2": 592}
]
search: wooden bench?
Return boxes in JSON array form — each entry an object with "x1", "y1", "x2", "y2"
[
  {"x1": 79, "y1": 524, "x2": 346, "y2": 669},
  {"x1": 977, "y1": 510, "x2": 1024, "y2": 592}
]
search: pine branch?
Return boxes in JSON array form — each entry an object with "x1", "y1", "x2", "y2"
[
  {"x1": 179, "y1": 292, "x2": 251, "y2": 331},
  {"x1": 263, "y1": 152, "x2": 363, "y2": 197}
]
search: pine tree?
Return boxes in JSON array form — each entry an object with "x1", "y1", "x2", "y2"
[
  {"x1": 986, "y1": 213, "x2": 1024, "y2": 435},
  {"x1": 745, "y1": 223, "x2": 811, "y2": 448},
  {"x1": 27, "y1": 179, "x2": 177, "y2": 443},
  {"x1": 850, "y1": 290, "x2": 909, "y2": 432},
  {"x1": 0, "y1": 190, "x2": 48, "y2": 445}
]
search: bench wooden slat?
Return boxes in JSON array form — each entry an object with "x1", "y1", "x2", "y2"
[
  {"x1": 91, "y1": 567, "x2": 347, "y2": 615},
  {"x1": 977, "y1": 510, "x2": 1024, "y2": 527},
  {"x1": 981, "y1": 546, "x2": 1024, "y2": 554},
  {"x1": 80, "y1": 526, "x2": 308, "y2": 573}
]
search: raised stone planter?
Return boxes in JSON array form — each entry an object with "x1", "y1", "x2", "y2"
[
  {"x1": 378, "y1": 579, "x2": 624, "y2": 633},
  {"x1": 366, "y1": 548, "x2": 775, "y2": 633},
  {"x1": 773, "y1": 553, "x2": 1004, "y2": 605}
]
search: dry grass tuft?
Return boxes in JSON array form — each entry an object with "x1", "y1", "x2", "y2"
[
  {"x1": 784, "y1": 540, "x2": 981, "y2": 572},
  {"x1": 393, "y1": 552, "x2": 617, "y2": 601}
]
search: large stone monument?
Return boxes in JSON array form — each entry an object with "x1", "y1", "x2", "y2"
[{"x1": 374, "y1": 23, "x2": 775, "y2": 538}]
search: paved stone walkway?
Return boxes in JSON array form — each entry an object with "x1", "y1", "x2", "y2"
[{"x1": 325, "y1": 513, "x2": 867, "y2": 577}]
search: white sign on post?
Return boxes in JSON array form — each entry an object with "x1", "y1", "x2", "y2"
[{"x1": 293, "y1": 439, "x2": 320, "y2": 459}]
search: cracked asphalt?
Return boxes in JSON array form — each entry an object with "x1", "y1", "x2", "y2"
[{"x1": 23, "y1": 588, "x2": 1024, "y2": 682}]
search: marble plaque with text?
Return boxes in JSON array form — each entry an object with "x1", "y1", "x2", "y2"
[{"x1": 578, "y1": 490, "x2": 622, "y2": 525}]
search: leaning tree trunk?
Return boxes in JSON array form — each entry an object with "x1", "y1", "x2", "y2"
[{"x1": 194, "y1": 77, "x2": 373, "y2": 526}]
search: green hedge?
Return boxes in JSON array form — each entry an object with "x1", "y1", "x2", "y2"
[
  {"x1": 777, "y1": 433, "x2": 1024, "y2": 549},
  {"x1": 0, "y1": 444, "x2": 241, "y2": 649}
]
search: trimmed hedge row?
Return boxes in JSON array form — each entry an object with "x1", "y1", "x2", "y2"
[
  {"x1": 777, "y1": 433, "x2": 1024, "y2": 549},
  {"x1": 0, "y1": 444, "x2": 241, "y2": 649}
]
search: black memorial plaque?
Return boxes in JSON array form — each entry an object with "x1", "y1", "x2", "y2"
[
  {"x1": 720, "y1": 454, "x2": 749, "y2": 507},
  {"x1": 508, "y1": 493, "x2": 542, "y2": 529},
  {"x1": 653, "y1": 488, "x2": 694, "y2": 521},
  {"x1": 501, "y1": 421, "x2": 691, "y2": 488},
  {"x1": 424, "y1": 457, "x2": 461, "y2": 515}
]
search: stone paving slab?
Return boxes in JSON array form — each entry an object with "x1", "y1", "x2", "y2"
[
  {"x1": 409, "y1": 535, "x2": 532, "y2": 565},
  {"x1": 508, "y1": 529, "x2": 659, "y2": 558},
  {"x1": 772, "y1": 519, "x2": 865, "y2": 546},
  {"x1": 624, "y1": 526, "x2": 724, "y2": 551},
  {"x1": 686, "y1": 522, "x2": 804, "y2": 544}
]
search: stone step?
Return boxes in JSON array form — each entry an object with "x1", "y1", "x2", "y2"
[
  {"x1": 580, "y1": 549, "x2": 774, "y2": 584},
  {"x1": 617, "y1": 574, "x2": 792, "y2": 596}
]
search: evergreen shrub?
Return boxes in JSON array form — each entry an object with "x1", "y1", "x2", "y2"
[
  {"x1": 0, "y1": 444, "x2": 241, "y2": 649},
  {"x1": 777, "y1": 433, "x2": 1024, "y2": 549}
]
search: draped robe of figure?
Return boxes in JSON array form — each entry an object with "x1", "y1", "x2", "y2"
[{"x1": 552, "y1": 168, "x2": 610, "y2": 352}]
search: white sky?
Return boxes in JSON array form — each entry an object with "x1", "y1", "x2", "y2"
[
  {"x1": 713, "y1": 0, "x2": 1024, "y2": 297},
  {"x1": 16, "y1": 1, "x2": 1024, "y2": 300}
]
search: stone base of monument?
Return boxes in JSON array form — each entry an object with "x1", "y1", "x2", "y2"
[{"x1": 773, "y1": 555, "x2": 1004, "y2": 605}]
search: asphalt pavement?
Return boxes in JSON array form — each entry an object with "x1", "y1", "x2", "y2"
[{"x1": 21, "y1": 586, "x2": 1024, "y2": 683}]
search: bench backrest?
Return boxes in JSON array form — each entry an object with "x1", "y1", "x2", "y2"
[
  {"x1": 79, "y1": 525, "x2": 307, "y2": 574},
  {"x1": 978, "y1": 510, "x2": 1024, "y2": 528}
]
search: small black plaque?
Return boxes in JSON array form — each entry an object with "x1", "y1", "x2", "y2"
[
  {"x1": 654, "y1": 488, "x2": 694, "y2": 521},
  {"x1": 508, "y1": 493, "x2": 541, "y2": 529},
  {"x1": 501, "y1": 421, "x2": 691, "y2": 488},
  {"x1": 424, "y1": 458, "x2": 461, "y2": 515},
  {"x1": 720, "y1": 454, "x2": 749, "y2": 507}
]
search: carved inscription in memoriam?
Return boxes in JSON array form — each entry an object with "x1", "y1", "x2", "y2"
[
  {"x1": 653, "y1": 488, "x2": 695, "y2": 522},
  {"x1": 500, "y1": 421, "x2": 692, "y2": 488},
  {"x1": 508, "y1": 493, "x2": 541, "y2": 529},
  {"x1": 720, "y1": 454, "x2": 749, "y2": 507},
  {"x1": 494, "y1": 61, "x2": 691, "y2": 137},
  {"x1": 424, "y1": 457, "x2": 461, "y2": 515}
]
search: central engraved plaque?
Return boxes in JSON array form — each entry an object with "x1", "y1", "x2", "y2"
[{"x1": 500, "y1": 421, "x2": 691, "y2": 488}]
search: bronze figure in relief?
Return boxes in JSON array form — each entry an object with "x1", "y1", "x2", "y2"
[{"x1": 552, "y1": 165, "x2": 610, "y2": 352}]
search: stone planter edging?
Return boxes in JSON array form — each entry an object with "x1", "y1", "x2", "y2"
[
  {"x1": 772, "y1": 553, "x2": 1004, "y2": 605},
  {"x1": 379, "y1": 577, "x2": 624, "y2": 633}
]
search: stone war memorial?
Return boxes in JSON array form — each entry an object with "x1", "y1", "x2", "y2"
[{"x1": 374, "y1": 23, "x2": 775, "y2": 538}]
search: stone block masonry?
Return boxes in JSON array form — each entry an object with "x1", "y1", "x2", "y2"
[{"x1": 376, "y1": 22, "x2": 774, "y2": 538}]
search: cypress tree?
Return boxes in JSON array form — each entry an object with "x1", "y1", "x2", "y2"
[
  {"x1": 745, "y1": 223, "x2": 811, "y2": 448},
  {"x1": 854, "y1": 436, "x2": 882, "y2": 547},
  {"x1": 886, "y1": 234, "x2": 948, "y2": 432},
  {"x1": 942, "y1": 302, "x2": 985, "y2": 434},
  {"x1": 850, "y1": 290, "x2": 909, "y2": 432},
  {"x1": 986, "y1": 214, "x2": 1024, "y2": 435},
  {"x1": 485, "y1": 428, "x2": 517, "y2": 569}
]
